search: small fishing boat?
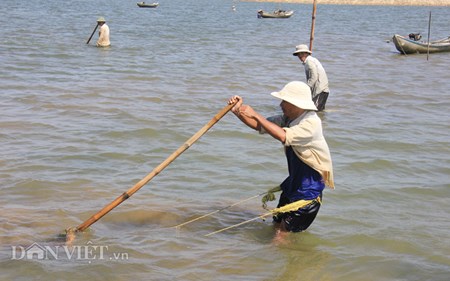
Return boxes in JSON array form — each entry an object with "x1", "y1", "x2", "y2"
[
  {"x1": 257, "y1": 9, "x2": 294, "y2": 19},
  {"x1": 137, "y1": 2, "x2": 159, "y2": 8},
  {"x1": 392, "y1": 34, "x2": 450, "y2": 54}
]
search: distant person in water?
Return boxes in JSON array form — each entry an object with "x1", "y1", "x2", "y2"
[
  {"x1": 293, "y1": 44, "x2": 329, "y2": 111},
  {"x1": 96, "y1": 17, "x2": 110, "y2": 47}
]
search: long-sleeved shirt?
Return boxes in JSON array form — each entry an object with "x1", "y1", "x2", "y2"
[
  {"x1": 303, "y1": 56, "x2": 329, "y2": 98},
  {"x1": 96, "y1": 24, "x2": 110, "y2": 47}
]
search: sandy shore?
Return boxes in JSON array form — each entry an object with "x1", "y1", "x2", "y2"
[{"x1": 243, "y1": 0, "x2": 450, "y2": 6}]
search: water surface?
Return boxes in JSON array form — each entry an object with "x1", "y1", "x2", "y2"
[{"x1": 1, "y1": 0, "x2": 449, "y2": 280}]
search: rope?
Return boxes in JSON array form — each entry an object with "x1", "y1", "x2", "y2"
[
  {"x1": 205, "y1": 213, "x2": 272, "y2": 237},
  {"x1": 204, "y1": 196, "x2": 321, "y2": 236},
  {"x1": 398, "y1": 36, "x2": 408, "y2": 56},
  {"x1": 172, "y1": 191, "x2": 270, "y2": 229}
]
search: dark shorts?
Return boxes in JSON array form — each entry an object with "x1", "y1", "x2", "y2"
[
  {"x1": 312, "y1": 92, "x2": 329, "y2": 112},
  {"x1": 273, "y1": 194, "x2": 322, "y2": 232}
]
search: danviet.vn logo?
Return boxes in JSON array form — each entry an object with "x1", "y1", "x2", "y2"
[{"x1": 11, "y1": 241, "x2": 129, "y2": 262}]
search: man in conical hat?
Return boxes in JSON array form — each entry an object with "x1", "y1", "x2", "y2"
[
  {"x1": 228, "y1": 81, "x2": 334, "y2": 234},
  {"x1": 96, "y1": 17, "x2": 110, "y2": 47}
]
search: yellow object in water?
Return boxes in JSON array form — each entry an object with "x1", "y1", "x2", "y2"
[
  {"x1": 269, "y1": 196, "x2": 321, "y2": 215},
  {"x1": 261, "y1": 185, "x2": 281, "y2": 209}
]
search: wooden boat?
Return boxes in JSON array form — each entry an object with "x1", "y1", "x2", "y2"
[
  {"x1": 257, "y1": 9, "x2": 294, "y2": 19},
  {"x1": 136, "y1": 2, "x2": 159, "y2": 8},
  {"x1": 392, "y1": 34, "x2": 450, "y2": 54}
]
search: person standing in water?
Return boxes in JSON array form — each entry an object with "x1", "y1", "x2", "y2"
[
  {"x1": 96, "y1": 17, "x2": 110, "y2": 47},
  {"x1": 228, "y1": 81, "x2": 334, "y2": 234},
  {"x1": 293, "y1": 44, "x2": 329, "y2": 111}
]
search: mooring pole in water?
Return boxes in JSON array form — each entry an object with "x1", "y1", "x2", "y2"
[
  {"x1": 427, "y1": 11, "x2": 431, "y2": 61},
  {"x1": 309, "y1": 0, "x2": 318, "y2": 52}
]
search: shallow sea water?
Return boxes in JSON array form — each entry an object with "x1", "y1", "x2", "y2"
[{"x1": 1, "y1": 0, "x2": 449, "y2": 280}]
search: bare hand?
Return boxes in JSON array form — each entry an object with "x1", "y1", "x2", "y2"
[
  {"x1": 238, "y1": 105, "x2": 256, "y2": 119},
  {"x1": 228, "y1": 95, "x2": 243, "y2": 114}
]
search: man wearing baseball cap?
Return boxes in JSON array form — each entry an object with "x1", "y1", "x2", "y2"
[
  {"x1": 228, "y1": 81, "x2": 334, "y2": 235},
  {"x1": 293, "y1": 44, "x2": 329, "y2": 111}
]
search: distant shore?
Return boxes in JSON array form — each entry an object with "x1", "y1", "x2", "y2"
[{"x1": 242, "y1": 0, "x2": 450, "y2": 6}]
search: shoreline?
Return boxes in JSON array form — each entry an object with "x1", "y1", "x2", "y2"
[{"x1": 242, "y1": 0, "x2": 450, "y2": 6}]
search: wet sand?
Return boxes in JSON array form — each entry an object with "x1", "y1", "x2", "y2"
[{"x1": 243, "y1": 0, "x2": 450, "y2": 6}]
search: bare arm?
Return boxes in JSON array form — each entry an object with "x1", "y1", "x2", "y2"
[
  {"x1": 250, "y1": 110, "x2": 286, "y2": 143},
  {"x1": 228, "y1": 96, "x2": 286, "y2": 143},
  {"x1": 228, "y1": 96, "x2": 259, "y2": 130}
]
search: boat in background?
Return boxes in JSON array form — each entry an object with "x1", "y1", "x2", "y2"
[
  {"x1": 257, "y1": 9, "x2": 294, "y2": 19},
  {"x1": 392, "y1": 34, "x2": 450, "y2": 54},
  {"x1": 137, "y1": 2, "x2": 159, "y2": 8}
]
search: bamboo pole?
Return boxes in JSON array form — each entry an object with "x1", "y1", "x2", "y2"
[
  {"x1": 67, "y1": 103, "x2": 235, "y2": 236},
  {"x1": 427, "y1": 11, "x2": 431, "y2": 61},
  {"x1": 86, "y1": 24, "x2": 99, "y2": 44},
  {"x1": 309, "y1": 0, "x2": 318, "y2": 52}
]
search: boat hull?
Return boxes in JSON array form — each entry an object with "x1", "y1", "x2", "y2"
[
  {"x1": 137, "y1": 2, "x2": 159, "y2": 8},
  {"x1": 392, "y1": 34, "x2": 450, "y2": 54},
  {"x1": 257, "y1": 10, "x2": 294, "y2": 19}
]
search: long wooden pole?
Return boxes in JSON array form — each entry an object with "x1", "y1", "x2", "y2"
[
  {"x1": 427, "y1": 11, "x2": 432, "y2": 61},
  {"x1": 86, "y1": 24, "x2": 99, "y2": 44},
  {"x1": 70, "y1": 103, "x2": 235, "y2": 233},
  {"x1": 309, "y1": 0, "x2": 318, "y2": 52}
]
